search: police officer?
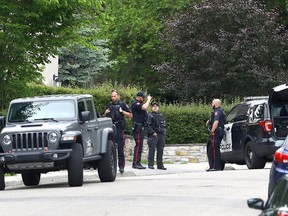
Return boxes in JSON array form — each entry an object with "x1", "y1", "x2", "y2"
[
  {"x1": 104, "y1": 90, "x2": 132, "y2": 174},
  {"x1": 131, "y1": 91, "x2": 152, "y2": 169},
  {"x1": 206, "y1": 99, "x2": 225, "y2": 171},
  {"x1": 146, "y1": 102, "x2": 167, "y2": 170}
]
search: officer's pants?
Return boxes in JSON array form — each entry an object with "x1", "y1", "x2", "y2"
[
  {"x1": 147, "y1": 133, "x2": 165, "y2": 167},
  {"x1": 115, "y1": 126, "x2": 125, "y2": 168},
  {"x1": 132, "y1": 128, "x2": 144, "y2": 165},
  {"x1": 207, "y1": 131, "x2": 224, "y2": 170}
]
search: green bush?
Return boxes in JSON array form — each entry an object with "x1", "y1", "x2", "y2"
[
  {"x1": 0, "y1": 83, "x2": 238, "y2": 144},
  {"x1": 158, "y1": 102, "x2": 236, "y2": 144}
]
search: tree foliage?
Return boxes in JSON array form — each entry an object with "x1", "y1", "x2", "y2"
[
  {"x1": 101, "y1": 0, "x2": 192, "y2": 97},
  {"x1": 157, "y1": 0, "x2": 288, "y2": 102},
  {"x1": 0, "y1": 0, "x2": 104, "y2": 105},
  {"x1": 58, "y1": 28, "x2": 115, "y2": 88},
  {"x1": 260, "y1": 0, "x2": 288, "y2": 24}
]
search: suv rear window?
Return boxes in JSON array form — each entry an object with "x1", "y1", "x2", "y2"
[{"x1": 272, "y1": 104, "x2": 288, "y2": 117}]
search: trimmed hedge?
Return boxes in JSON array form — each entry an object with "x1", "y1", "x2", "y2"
[
  {"x1": 0, "y1": 83, "x2": 237, "y2": 144},
  {"x1": 159, "y1": 103, "x2": 235, "y2": 144}
]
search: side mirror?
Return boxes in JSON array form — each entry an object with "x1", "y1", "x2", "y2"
[
  {"x1": 247, "y1": 198, "x2": 264, "y2": 210},
  {"x1": 80, "y1": 111, "x2": 90, "y2": 122},
  {"x1": 0, "y1": 116, "x2": 5, "y2": 132}
]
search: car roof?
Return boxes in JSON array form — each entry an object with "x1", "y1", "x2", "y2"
[
  {"x1": 242, "y1": 96, "x2": 268, "y2": 107},
  {"x1": 245, "y1": 99, "x2": 268, "y2": 107},
  {"x1": 10, "y1": 94, "x2": 93, "y2": 103}
]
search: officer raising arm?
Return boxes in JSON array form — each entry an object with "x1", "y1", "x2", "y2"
[
  {"x1": 103, "y1": 90, "x2": 132, "y2": 174},
  {"x1": 131, "y1": 91, "x2": 152, "y2": 169}
]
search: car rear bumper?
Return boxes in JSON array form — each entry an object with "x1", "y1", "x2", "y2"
[
  {"x1": 254, "y1": 140, "x2": 281, "y2": 157},
  {"x1": 270, "y1": 163, "x2": 288, "y2": 184}
]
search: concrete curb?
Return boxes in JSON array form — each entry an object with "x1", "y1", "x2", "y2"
[
  {"x1": 4, "y1": 162, "x2": 211, "y2": 188},
  {"x1": 4, "y1": 161, "x2": 256, "y2": 189}
]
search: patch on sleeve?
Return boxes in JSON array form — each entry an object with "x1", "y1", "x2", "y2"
[
  {"x1": 136, "y1": 102, "x2": 140, "y2": 106},
  {"x1": 214, "y1": 111, "x2": 218, "y2": 116}
]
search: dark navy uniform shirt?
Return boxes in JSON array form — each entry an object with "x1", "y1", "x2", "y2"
[
  {"x1": 105, "y1": 100, "x2": 130, "y2": 123},
  {"x1": 210, "y1": 107, "x2": 225, "y2": 130},
  {"x1": 147, "y1": 111, "x2": 166, "y2": 135},
  {"x1": 131, "y1": 99, "x2": 147, "y2": 124}
]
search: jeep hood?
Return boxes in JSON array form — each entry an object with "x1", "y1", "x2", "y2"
[
  {"x1": 269, "y1": 84, "x2": 288, "y2": 105},
  {"x1": 2, "y1": 121, "x2": 78, "y2": 134}
]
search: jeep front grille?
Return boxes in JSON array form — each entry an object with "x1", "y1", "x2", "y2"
[{"x1": 12, "y1": 132, "x2": 48, "y2": 151}]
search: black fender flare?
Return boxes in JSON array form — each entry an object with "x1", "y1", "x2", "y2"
[{"x1": 100, "y1": 128, "x2": 115, "y2": 154}]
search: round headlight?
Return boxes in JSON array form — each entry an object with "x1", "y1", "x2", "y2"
[
  {"x1": 48, "y1": 132, "x2": 58, "y2": 143},
  {"x1": 3, "y1": 135, "x2": 12, "y2": 145}
]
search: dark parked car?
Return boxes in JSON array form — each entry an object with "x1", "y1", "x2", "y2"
[
  {"x1": 248, "y1": 174, "x2": 288, "y2": 216},
  {"x1": 220, "y1": 84, "x2": 288, "y2": 169},
  {"x1": 268, "y1": 135, "x2": 288, "y2": 196}
]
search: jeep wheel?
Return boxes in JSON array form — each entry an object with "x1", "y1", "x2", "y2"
[
  {"x1": 68, "y1": 143, "x2": 83, "y2": 187},
  {"x1": 0, "y1": 165, "x2": 5, "y2": 190},
  {"x1": 98, "y1": 140, "x2": 117, "y2": 182},
  {"x1": 21, "y1": 171, "x2": 41, "y2": 186},
  {"x1": 244, "y1": 141, "x2": 266, "y2": 169}
]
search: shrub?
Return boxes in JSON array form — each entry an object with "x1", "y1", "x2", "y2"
[{"x1": 0, "y1": 83, "x2": 238, "y2": 144}]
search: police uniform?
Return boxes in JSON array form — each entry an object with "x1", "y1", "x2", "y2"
[
  {"x1": 146, "y1": 103, "x2": 166, "y2": 170},
  {"x1": 105, "y1": 100, "x2": 130, "y2": 171},
  {"x1": 207, "y1": 107, "x2": 225, "y2": 170},
  {"x1": 131, "y1": 94, "x2": 148, "y2": 169}
]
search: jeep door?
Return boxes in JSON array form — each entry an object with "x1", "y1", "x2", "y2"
[
  {"x1": 85, "y1": 99, "x2": 101, "y2": 155},
  {"x1": 78, "y1": 100, "x2": 93, "y2": 157},
  {"x1": 78, "y1": 99, "x2": 101, "y2": 157}
]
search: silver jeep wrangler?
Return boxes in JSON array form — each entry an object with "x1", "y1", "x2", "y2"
[{"x1": 0, "y1": 94, "x2": 117, "y2": 190}]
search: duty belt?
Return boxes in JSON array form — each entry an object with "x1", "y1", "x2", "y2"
[{"x1": 132, "y1": 122, "x2": 143, "y2": 126}]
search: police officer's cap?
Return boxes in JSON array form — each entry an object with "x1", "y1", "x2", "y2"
[
  {"x1": 136, "y1": 91, "x2": 146, "y2": 99},
  {"x1": 152, "y1": 102, "x2": 159, "y2": 107}
]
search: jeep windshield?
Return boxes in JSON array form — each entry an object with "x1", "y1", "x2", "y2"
[{"x1": 8, "y1": 100, "x2": 76, "y2": 122}]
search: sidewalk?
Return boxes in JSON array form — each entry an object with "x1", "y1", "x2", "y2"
[{"x1": 4, "y1": 161, "x2": 251, "y2": 188}]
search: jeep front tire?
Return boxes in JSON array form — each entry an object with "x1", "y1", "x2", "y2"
[
  {"x1": 68, "y1": 143, "x2": 83, "y2": 187},
  {"x1": 0, "y1": 165, "x2": 5, "y2": 190},
  {"x1": 98, "y1": 140, "x2": 117, "y2": 182}
]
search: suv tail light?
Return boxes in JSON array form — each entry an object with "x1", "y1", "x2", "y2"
[
  {"x1": 259, "y1": 120, "x2": 272, "y2": 132},
  {"x1": 277, "y1": 211, "x2": 288, "y2": 216},
  {"x1": 274, "y1": 148, "x2": 288, "y2": 163}
]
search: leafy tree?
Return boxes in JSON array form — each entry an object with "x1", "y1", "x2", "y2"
[
  {"x1": 58, "y1": 29, "x2": 115, "y2": 88},
  {"x1": 157, "y1": 0, "x2": 288, "y2": 102},
  {"x1": 260, "y1": 0, "x2": 288, "y2": 24},
  {"x1": 101, "y1": 0, "x2": 192, "y2": 98},
  {"x1": 0, "y1": 0, "x2": 104, "y2": 107}
]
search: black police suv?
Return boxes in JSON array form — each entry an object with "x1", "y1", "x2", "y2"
[{"x1": 220, "y1": 84, "x2": 288, "y2": 169}]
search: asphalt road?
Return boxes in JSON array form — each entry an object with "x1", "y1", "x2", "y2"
[{"x1": 0, "y1": 162, "x2": 270, "y2": 216}]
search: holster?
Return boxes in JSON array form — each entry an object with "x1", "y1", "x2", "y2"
[
  {"x1": 132, "y1": 122, "x2": 143, "y2": 132},
  {"x1": 115, "y1": 120, "x2": 126, "y2": 129}
]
